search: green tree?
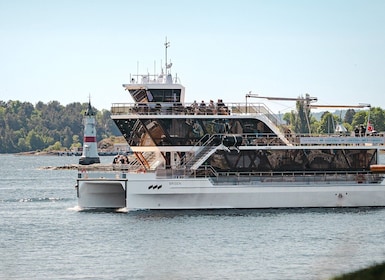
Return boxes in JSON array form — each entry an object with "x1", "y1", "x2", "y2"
[
  {"x1": 282, "y1": 112, "x2": 292, "y2": 126},
  {"x1": 352, "y1": 110, "x2": 368, "y2": 129},
  {"x1": 17, "y1": 138, "x2": 31, "y2": 151},
  {"x1": 26, "y1": 130, "x2": 45, "y2": 151},
  {"x1": 70, "y1": 135, "x2": 82, "y2": 150},
  {"x1": 344, "y1": 109, "x2": 356, "y2": 124},
  {"x1": 317, "y1": 112, "x2": 340, "y2": 134},
  {"x1": 293, "y1": 94, "x2": 313, "y2": 134},
  {"x1": 46, "y1": 141, "x2": 62, "y2": 151},
  {"x1": 368, "y1": 107, "x2": 385, "y2": 132}
]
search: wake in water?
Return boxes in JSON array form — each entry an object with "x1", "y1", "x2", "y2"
[{"x1": 67, "y1": 206, "x2": 129, "y2": 213}]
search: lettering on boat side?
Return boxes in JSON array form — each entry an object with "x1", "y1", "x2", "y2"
[{"x1": 169, "y1": 182, "x2": 182, "y2": 185}]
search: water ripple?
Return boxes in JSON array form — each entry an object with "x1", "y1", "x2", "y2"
[{"x1": 1, "y1": 197, "x2": 72, "y2": 203}]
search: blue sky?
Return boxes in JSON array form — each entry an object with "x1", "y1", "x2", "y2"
[{"x1": 1, "y1": 0, "x2": 384, "y2": 114}]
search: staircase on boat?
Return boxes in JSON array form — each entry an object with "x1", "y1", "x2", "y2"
[{"x1": 182, "y1": 135, "x2": 228, "y2": 172}]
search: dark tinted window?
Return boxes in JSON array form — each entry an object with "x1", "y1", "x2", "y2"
[{"x1": 150, "y1": 89, "x2": 181, "y2": 102}]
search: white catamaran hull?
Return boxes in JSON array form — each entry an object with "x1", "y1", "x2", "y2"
[{"x1": 77, "y1": 174, "x2": 385, "y2": 210}]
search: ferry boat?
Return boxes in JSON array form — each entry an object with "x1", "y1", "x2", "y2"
[{"x1": 75, "y1": 43, "x2": 385, "y2": 210}]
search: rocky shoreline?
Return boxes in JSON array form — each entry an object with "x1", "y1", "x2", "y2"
[
  {"x1": 16, "y1": 150, "x2": 118, "y2": 156},
  {"x1": 40, "y1": 164, "x2": 80, "y2": 170},
  {"x1": 39, "y1": 163, "x2": 128, "y2": 171}
]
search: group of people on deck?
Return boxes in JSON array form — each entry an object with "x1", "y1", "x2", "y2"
[
  {"x1": 354, "y1": 124, "x2": 377, "y2": 137},
  {"x1": 191, "y1": 99, "x2": 229, "y2": 115},
  {"x1": 112, "y1": 154, "x2": 129, "y2": 164}
]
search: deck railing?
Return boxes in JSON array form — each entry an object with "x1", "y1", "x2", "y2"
[{"x1": 111, "y1": 102, "x2": 279, "y2": 122}]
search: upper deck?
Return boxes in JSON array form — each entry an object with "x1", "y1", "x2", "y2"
[
  {"x1": 111, "y1": 101, "x2": 280, "y2": 124},
  {"x1": 110, "y1": 100, "x2": 385, "y2": 147}
]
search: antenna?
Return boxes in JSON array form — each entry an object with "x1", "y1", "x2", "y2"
[
  {"x1": 136, "y1": 61, "x2": 139, "y2": 82},
  {"x1": 164, "y1": 37, "x2": 170, "y2": 73}
]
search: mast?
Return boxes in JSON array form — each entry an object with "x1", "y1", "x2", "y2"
[{"x1": 165, "y1": 37, "x2": 170, "y2": 74}]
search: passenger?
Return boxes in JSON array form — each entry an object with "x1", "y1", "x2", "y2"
[
  {"x1": 216, "y1": 99, "x2": 228, "y2": 115},
  {"x1": 354, "y1": 126, "x2": 360, "y2": 137},
  {"x1": 191, "y1": 100, "x2": 199, "y2": 115},
  {"x1": 360, "y1": 125, "x2": 366, "y2": 137},
  {"x1": 113, "y1": 154, "x2": 128, "y2": 164},
  {"x1": 199, "y1": 100, "x2": 206, "y2": 114},
  {"x1": 208, "y1": 100, "x2": 216, "y2": 114},
  {"x1": 120, "y1": 155, "x2": 128, "y2": 164},
  {"x1": 113, "y1": 155, "x2": 119, "y2": 164},
  {"x1": 217, "y1": 99, "x2": 225, "y2": 107}
]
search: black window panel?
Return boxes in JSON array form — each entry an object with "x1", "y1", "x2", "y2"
[{"x1": 150, "y1": 89, "x2": 181, "y2": 103}]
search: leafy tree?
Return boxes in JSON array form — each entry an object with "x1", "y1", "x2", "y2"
[
  {"x1": 344, "y1": 109, "x2": 356, "y2": 124},
  {"x1": 317, "y1": 112, "x2": 340, "y2": 134},
  {"x1": 46, "y1": 141, "x2": 62, "y2": 151},
  {"x1": 70, "y1": 135, "x2": 82, "y2": 150},
  {"x1": 96, "y1": 109, "x2": 120, "y2": 139},
  {"x1": 352, "y1": 110, "x2": 368, "y2": 129},
  {"x1": 17, "y1": 138, "x2": 31, "y2": 151},
  {"x1": 26, "y1": 130, "x2": 45, "y2": 151},
  {"x1": 282, "y1": 112, "x2": 291, "y2": 126},
  {"x1": 292, "y1": 94, "x2": 313, "y2": 134},
  {"x1": 368, "y1": 107, "x2": 385, "y2": 132}
]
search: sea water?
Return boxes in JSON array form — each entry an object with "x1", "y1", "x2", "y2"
[{"x1": 0, "y1": 154, "x2": 385, "y2": 280}]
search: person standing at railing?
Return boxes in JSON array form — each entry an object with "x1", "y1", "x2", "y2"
[
  {"x1": 354, "y1": 126, "x2": 360, "y2": 137},
  {"x1": 360, "y1": 125, "x2": 366, "y2": 137},
  {"x1": 199, "y1": 100, "x2": 206, "y2": 115},
  {"x1": 192, "y1": 100, "x2": 199, "y2": 115},
  {"x1": 208, "y1": 100, "x2": 216, "y2": 114}
]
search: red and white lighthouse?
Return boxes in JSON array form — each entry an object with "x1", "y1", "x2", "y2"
[{"x1": 79, "y1": 101, "x2": 100, "y2": 165}]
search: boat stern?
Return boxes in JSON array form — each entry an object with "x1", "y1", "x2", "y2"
[{"x1": 76, "y1": 177, "x2": 127, "y2": 209}]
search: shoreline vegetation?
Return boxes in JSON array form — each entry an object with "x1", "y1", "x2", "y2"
[
  {"x1": 331, "y1": 261, "x2": 385, "y2": 280},
  {"x1": 11, "y1": 136, "x2": 126, "y2": 157}
]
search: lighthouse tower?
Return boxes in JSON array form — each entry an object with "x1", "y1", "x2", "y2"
[{"x1": 79, "y1": 101, "x2": 100, "y2": 165}]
